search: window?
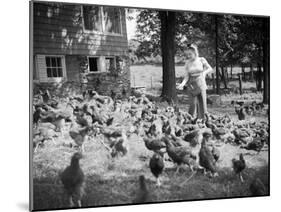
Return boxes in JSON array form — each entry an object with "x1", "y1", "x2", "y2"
[
  {"x1": 103, "y1": 7, "x2": 122, "y2": 34},
  {"x1": 88, "y1": 57, "x2": 99, "y2": 72},
  {"x1": 45, "y1": 56, "x2": 63, "y2": 78},
  {"x1": 82, "y1": 6, "x2": 102, "y2": 31},
  {"x1": 105, "y1": 57, "x2": 116, "y2": 71}
]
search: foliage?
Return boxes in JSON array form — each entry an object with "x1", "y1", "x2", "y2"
[{"x1": 129, "y1": 10, "x2": 267, "y2": 68}]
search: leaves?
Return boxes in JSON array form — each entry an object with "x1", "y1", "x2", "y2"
[{"x1": 129, "y1": 10, "x2": 267, "y2": 67}]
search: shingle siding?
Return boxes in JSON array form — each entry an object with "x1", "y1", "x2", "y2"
[{"x1": 33, "y1": 2, "x2": 128, "y2": 55}]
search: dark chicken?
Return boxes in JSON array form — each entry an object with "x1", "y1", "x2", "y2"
[
  {"x1": 242, "y1": 137, "x2": 265, "y2": 153},
  {"x1": 232, "y1": 153, "x2": 246, "y2": 182},
  {"x1": 143, "y1": 137, "x2": 166, "y2": 154},
  {"x1": 149, "y1": 153, "x2": 164, "y2": 186},
  {"x1": 199, "y1": 134, "x2": 218, "y2": 177},
  {"x1": 235, "y1": 106, "x2": 246, "y2": 120},
  {"x1": 163, "y1": 137, "x2": 197, "y2": 174},
  {"x1": 60, "y1": 152, "x2": 85, "y2": 208}
]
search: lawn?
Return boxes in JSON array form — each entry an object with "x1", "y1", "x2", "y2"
[{"x1": 130, "y1": 65, "x2": 259, "y2": 96}]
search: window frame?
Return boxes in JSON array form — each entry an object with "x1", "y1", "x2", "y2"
[
  {"x1": 81, "y1": 5, "x2": 123, "y2": 36},
  {"x1": 102, "y1": 7, "x2": 123, "y2": 36},
  {"x1": 105, "y1": 56, "x2": 116, "y2": 72},
  {"x1": 81, "y1": 5, "x2": 103, "y2": 34},
  {"x1": 36, "y1": 55, "x2": 67, "y2": 83},
  {"x1": 45, "y1": 56, "x2": 64, "y2": 78}
]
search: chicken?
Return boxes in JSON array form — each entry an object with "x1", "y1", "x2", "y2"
[
  {"x1": 163, "y1": 137, "x2": 197, "y2": 174},
  {"x1": 69, "y1": 126, "x2": 91, "y2": 152},
  {"x1": 211, "y1": 145, "x2": 220, "y2": 163},
  {"x1": 33, "y1": 106, "x2": 42, "y2": 125},
  {"x1": 133, "y1": 175, "x2": 149, "y2": 203},
  {"x1": 143, "y1": 136, "x2": 166, "y2": 154},
  {"x1": 242, "y1": 137, "x2": 265, "y2": 153},
  {"x1": 33, "y1": 127, "x2": 59, "y2": 152},
  {"x1": 249, "y1": 178, "x2": 266, "y2": 196},
  {"x1": 183, "y1": 129, "x2": 201, "y2": 146},
  {"x1": 149, "y1": 153, "x2": 164, "y2": 186},
  {"x1": 110, "y1": 130, "x2": 129, "y2": 157},
  {"x1": 147, "y1": 118, "x2": 163, "y2": 137},
  {"x1": 209, "y1": 123, "x2": 227, "y2": 139},
  {"x1": 75, "y1": 112, "x2": 92, "y2": 127},
  {"x1": 101, "y1": 127, "x2": 123, "y2": 143},
  {"x1": 235, "y1": 106, "x2": 246, "y2": 120},
  {"x1": 60, "y1": 152, "x2": 85, "y2": 207},
  {"x1": 42, "y1": 89, "x2": 51, "y2": 103},
  {"x1": 233, "y1": 128, "x2": 251, "y2": 144},
  {"x1": 199, "y1": 133, "x2": 218, "y2": 177},
  {"x1": 90, "y1": 103, "x2": 112, "y2": 125},
  {"x1": 232, "y1": 153, "x2": 246, "y2": 182}
]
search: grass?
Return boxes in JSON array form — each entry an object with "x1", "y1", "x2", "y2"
[
  {"x1": 130, "y1": 65, "x2": 259, "y2": 97},
  {"x1": 33, "y1": 117, "x2": 269, "y2": 211}
]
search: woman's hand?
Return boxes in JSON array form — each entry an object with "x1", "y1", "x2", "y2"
[{"x1": 177, "y1": 83, "x2": 185, "y2": 90}]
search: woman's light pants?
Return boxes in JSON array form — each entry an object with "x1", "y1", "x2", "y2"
[{"x1": 188, "y1": 89, "x2": 207, "y2": 119}]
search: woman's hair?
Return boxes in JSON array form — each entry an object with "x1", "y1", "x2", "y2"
[{"x1": 185, "y1": 43, "x2": 199, "y2": 57}]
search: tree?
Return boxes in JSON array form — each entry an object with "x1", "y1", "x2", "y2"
[
  {"x1": 215, "y1": 15, "x2": 220, "y2": 94},
  {"x1": 159, "y1": 11, "x2": 177, "y2": 102},
  {"x1": 262, "y1": 18, "x2": 269, "y2": 104}
]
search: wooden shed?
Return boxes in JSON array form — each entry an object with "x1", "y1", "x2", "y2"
[{"x1": 32, "y1": 1, "x2": 130, "y2": 96}]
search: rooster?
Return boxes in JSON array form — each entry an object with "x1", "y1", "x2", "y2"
[
  {"x1": 149, "y1": 153, "x2": 164, "y2": 186},
  {"x1": 232, "y1": 153, "x2": 246, "y2": 182},
  {"x1": 60, "y1": 152, "x2": 85, "y2": 207}
]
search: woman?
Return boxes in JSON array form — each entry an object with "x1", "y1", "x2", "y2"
[{"x1": 177, "y1": 44, "x2": 213, "y2": 119}]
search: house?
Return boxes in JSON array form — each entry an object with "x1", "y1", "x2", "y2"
[{"x1": 32, "y1": 1, "x2": 130, "y2": 97}]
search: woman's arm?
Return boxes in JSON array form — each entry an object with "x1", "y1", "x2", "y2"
[
  {"x1": 180, "y1": 73, "x2": 189, "y2": 86},
  {"x1": 201, "y1": 57, "x2": 213, "y2": 76},
  {"x1": 177, "y1": 62, "x2": 189, "y2": 90}
]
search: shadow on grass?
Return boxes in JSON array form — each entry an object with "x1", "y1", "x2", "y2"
[{"x1": 32, "y1": 165, "x2": 269, "y2": 211}]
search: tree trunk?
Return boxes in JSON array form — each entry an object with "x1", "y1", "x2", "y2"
[
  {"x1": 225, "y1": 67, "x2": 229, "y2": 81},
  {"x1": 256, "y1": 63, "x2": 262, "y2": 91},
  {"x1": 212, "y1": 73, "x2": 216, "y2": 91},
  {"x1": 262, "y1": 18, "x2": 269, "y2": 104},
  {"x1": 241, "y1": 65, "x2": 245, "y2": 81},
  {"x1": 215, "y1": 15, "x2": 220, "y2": 94},
  {"x1": 238, "y1": 74, "x2": 243, "y2": 95},
  {"x1": 159, "y1": 11, "x2": 177, "y2": 103},
  {"x1": 230, "y1": 65, "x2": 233, "y2": 80},
  {"x1": 221, "y1": 66, "x2": 228, "y2": 89},
  {"x1": 250, "y1": 64, "x2": 254, "y2": 81}
]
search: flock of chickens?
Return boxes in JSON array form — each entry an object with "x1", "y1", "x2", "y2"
[{"x1": 32, "y1": 89, "x2": 269, "y2": 208}]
